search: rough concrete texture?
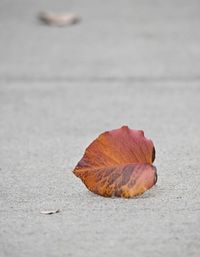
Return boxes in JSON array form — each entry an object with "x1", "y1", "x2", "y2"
[{"x1": 0, "y1": 1, "x2": 200, "y2": 257}]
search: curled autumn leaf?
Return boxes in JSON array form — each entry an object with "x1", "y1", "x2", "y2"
[{"x1": 73, "y1": 126, "x2": 157, "y2": 198}]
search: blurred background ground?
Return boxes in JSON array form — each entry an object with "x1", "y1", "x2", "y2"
[{"x1": 0, "y1": 1, "x2": 200, "y2": 257}]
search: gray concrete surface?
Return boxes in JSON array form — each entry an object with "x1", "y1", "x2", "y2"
[{"x1": 0, "y1": 1, "x2": 200, "y2": 257}]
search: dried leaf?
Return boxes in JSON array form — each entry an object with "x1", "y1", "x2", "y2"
[
  {"x1": 73, "y1": 126, "x2": 157, "y2": 198},
  {"x1": 38, "y1": 11, "x2": 80, "y2": 27},
  {"x1": 40, "y1": 209, "x2": 60, "y2": 215}
]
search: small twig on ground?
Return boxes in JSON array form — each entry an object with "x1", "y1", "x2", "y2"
[{"x1": 40, "y1": 209, "x2": 60, "y2": 215}]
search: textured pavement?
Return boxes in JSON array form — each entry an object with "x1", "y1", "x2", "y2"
[{"x1": 0, "y1": 1, "x2": 200, "y2": 257}]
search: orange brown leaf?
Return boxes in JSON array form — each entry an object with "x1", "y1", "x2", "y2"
[{"x1": 73, "y1": 126, "x2": 157, "y2": 198}]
